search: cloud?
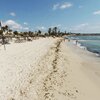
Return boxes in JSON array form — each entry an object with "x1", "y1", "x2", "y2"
[
  {"x1": 79, "y1": 5, "x2": 83, "y2": 8},
  {"x1": 36, "y1": 26, "x2": 46, "y2": 30},
  {"x1": 60, "y1": 2, "x2": 72, "y2": 9},
  {"x1": 53, "y1": 3, "x2": 59, "y2": 10},
  {"x1": 23, "y1": 27, "x2": 29, "y2": 30},
  {"x1": 69, "y1": 23, "x2": 100, "y2": 33},
  {"x1": 3, "y1": 20, "x2": 22, "y2": 30},
  {"x1": 76, "y1": 23, "x2": 89, "y2": 28},
  {"x1": 53, "y1": 2, "x2": 72, "y2": 10},
  {"x1": 63, "y1": 23, "x2": 100, "y2": 33},
  {"x1": 71, "y1": 23, "x2": 89, "y2": 31},
  {"x1": 10, "y1": 12, "x2": 16, "y2": 16},
  {"x1": 3, "y1": 20, "x2": 29, "y2": 31},
  {"x1": 93, "y1": 10, "x2": 100, "y2": 15},
  {"x1": 57, "y1": 24, "x2": 61, "y2": 27},
  {"x1": 24, "y1": 22, "x2": 28, "y2": 25}
]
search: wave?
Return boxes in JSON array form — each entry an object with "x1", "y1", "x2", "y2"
[
  {"x1": 73, "y1": 40, "x2": 87, "y2": 50},
  {"x1": 69, "y1": 36, "x2": 100, "y2": 57},
  {"x1": 72, "y1": 40, "x2": 100, "y2": 57}
]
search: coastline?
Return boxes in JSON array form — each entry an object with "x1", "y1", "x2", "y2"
[
  {"x1": 0, "y1": 37, "x2": 100, "y2": 100},
  {"x1": 67, "y1": 35, "x2": 100, "y2": 56},
  {"x1": 64, "y1": 39, "x2": 100, "y2": 99},
  {"x1": 68, "y1": 39, "x2": 100, "y2": 57}
]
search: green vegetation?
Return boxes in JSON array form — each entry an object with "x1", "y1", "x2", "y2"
[{"x1": 0, "y1": 23, "x2": 69, "y2": 45}]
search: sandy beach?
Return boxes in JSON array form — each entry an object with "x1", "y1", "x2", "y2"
[{"x1": 0, "y1": 37, "x2": 100, "y2": 100}]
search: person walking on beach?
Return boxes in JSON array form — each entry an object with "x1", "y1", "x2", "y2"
[{"x1": 76, "y1": 40, "x2": 78, "y2": 45}]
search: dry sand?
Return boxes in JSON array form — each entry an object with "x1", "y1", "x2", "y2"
[{"x1": 0, "y1": 37, "x2": 100, "y2": 100}]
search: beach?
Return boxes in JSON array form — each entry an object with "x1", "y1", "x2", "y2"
[{"x1": 0, "y1": 37, "x2": 100, "y2": 100}]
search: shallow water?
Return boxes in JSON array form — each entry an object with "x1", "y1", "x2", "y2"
[{"x1": 68, "y1": 35, "x2": 100, "y2": 55}]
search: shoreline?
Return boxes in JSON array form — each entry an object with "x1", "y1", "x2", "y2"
[
  {"x1": 50, "y1": 39, "x2": 100, "y2": 100},
  {"x1": 68, "y1": 39, "x2": 100, "y2": 58},
  {"x1": 64, "y1": 39, "x2": 100, "y2": 99},
  {"x1": 67, "y1": 35, "x2": 100, "y2": 57}
]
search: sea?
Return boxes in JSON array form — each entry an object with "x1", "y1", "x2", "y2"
[{"x1": 68, "y1": 35, "x2": 100, "y2": 56}]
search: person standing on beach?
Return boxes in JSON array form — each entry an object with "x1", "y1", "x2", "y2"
[
  {"x1": 64, "y1": 37, "x2": 66, "y2": 42},
  {"x1": 68, "y1": 38, "x2": 70, "y2": 42}
]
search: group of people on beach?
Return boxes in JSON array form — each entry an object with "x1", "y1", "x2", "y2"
[{"x1": 63, "y1": 37, "x2": 78, "y2": 45}]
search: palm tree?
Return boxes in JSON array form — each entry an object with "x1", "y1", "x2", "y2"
[
  {"x1": 48, "y1": 28, "x2": 52, "y2": 36},
  {"x1": 53, "y1": 27, "x2": 57, "y2": 33},
  {"x1": 13, "y1": 31, "x2": 19, "y2": 36},
  {"x1": 0, "y1": 30, "x2": 3, "y2": 35},
  {"x1": 1, "y1": 25, "x2": 9, "y2": 44},
  {"x1": 5, "y1": 25, "x2": 9, "y2": 31},
  {"x1": 37, "y1": 30, "x2": 41, "y2": 36},
  {"x1": 1, "y1": 25, "x2": 9, "y2": 33},
  {"x1": 28, "y1": 31, "x2": 33, "y2": 37},
  {"x1": 0, "y1": 22, "x2": 9, "y2": 49},
  {"x1": 51, "y1": 27, "x2": 58, "y2": 36},
  {"x1": 0, "y1": 30, "x2": 3, "y2": 42},
  {"x1": 9, "y1": 29, "x2": 12, "y2": 33}
]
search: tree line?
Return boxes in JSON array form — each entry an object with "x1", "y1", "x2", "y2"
[{"x1": 0, "y1": 24, "x2": 70, "y2": 44}]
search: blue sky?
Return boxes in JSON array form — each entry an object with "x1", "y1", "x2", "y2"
[{"x1": 0, "y1": 0, "x2": 100, "y2": 33}]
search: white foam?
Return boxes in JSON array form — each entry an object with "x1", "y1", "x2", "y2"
[
  {"x1": 72, "y1": 40, "x2": 87, "y2": 50},
  {"x1": 96, "y1": 53, "x2": 100, "y2": 57}
]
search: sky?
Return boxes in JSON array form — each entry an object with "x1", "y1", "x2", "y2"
[{"x1": 0, "y1": 0, "x2": 100, "y2": 33}]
